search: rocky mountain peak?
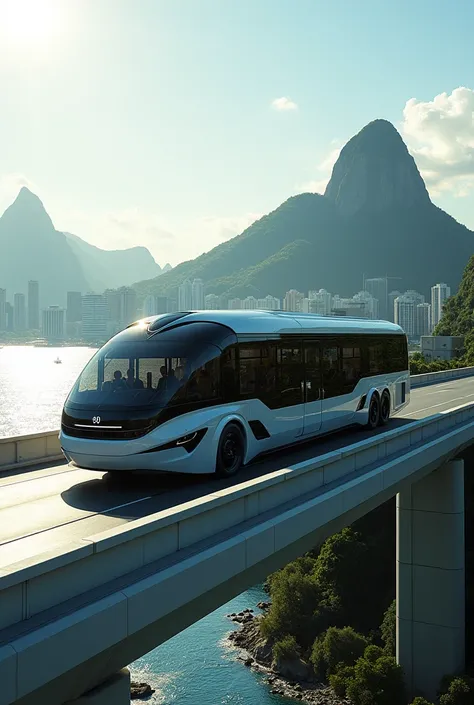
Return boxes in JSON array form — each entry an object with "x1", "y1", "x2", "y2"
[
  {"x1": 2, "y1": 186, "x2": 55, "y2": 230},
  {"x1": 324, "y1": 119, "x2": 430, "y2": 216}
]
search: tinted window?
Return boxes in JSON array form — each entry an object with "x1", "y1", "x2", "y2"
[
  {"x1": 275, "y1": 343, "x2": 303, "y2": 407},
  {"x1": 239, "y1": 344, "x2": 275, "y2": 402},
  {"x1": 322, "y1": 346, "x2": 345, "y2": 398},
  {"x1": 68, "y1": 339, "x2": 220, "y2": 408},
  {"x1": 304, "y1": 341, "x2": 321, "y2": 402},
  {"x1": 342, "y1": 346, "x2": 361, "y2": 391}
]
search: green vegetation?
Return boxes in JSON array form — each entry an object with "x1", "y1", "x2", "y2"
[
  {"x1": 439, "y1": 675, "x2": 474, "y2": 705},
  {"x1": 272, "y1": 635, "x2": 301, "y2": 663},
  {"x1": 409, "y1": 353, "x2": 466, "y2": 375},
  {"x1": 329, "y1": 645, "x2": 406, "y2": 705},
  {"x1": 380, "y1": 600, "x2": 396, "y2": 656},
  {"x1": 311, "y1": 626, "x2": 368, "y2": 678},
  {"x1": 434, "y1": 254, "x2": 474, "y2": 364}
]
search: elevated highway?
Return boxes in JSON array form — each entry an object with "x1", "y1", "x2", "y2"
[{"x1": 0, "y1": 372, "x2": 474, "y2": 703}]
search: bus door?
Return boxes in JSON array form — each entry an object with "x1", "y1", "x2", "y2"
[{"x1": 302, "y1": 340, "x2": 322, "y2": 436}]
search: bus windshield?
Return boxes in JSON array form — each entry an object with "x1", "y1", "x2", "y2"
[{"x1": 67, "y1": 340, "x2": 221, "y2": 408}]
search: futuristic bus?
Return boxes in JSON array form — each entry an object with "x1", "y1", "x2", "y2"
[{"x1": 60, "y1": 311, "x2": 410, "y2": 477}]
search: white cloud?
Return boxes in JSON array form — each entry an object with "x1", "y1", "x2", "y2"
[
  {"x1": 271, "y1": 96, "x2": 298, "y2": 111},
  {"x1": 401, "y1": 87, "x2": 474, "y2": 197}
]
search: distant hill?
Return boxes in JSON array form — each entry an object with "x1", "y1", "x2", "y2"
[
  {"x1": 64, "y1": 232, "x2": 161, "y2": 292},
  {"x1": 133, "y1": 119, "x2": 474, "y2": 302},
  {"x1": 0, "y1": 188, "x2": 161, "y2": 306}
]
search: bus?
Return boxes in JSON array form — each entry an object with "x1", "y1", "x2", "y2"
[{"x1": 60, "y1": 310, "x2": 409, "y2": 478}]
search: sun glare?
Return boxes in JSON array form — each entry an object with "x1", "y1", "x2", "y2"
[{"x1": 0, "y1": 0, "x2": 61, "y2": 47}]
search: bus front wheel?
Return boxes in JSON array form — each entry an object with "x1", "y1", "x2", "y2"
[
  {"x1": 216, "y1": 423, "x2": 245, "y2": 478},
  {"x1": 366, "y1": 394, "x2": 380, "y2": 430}
]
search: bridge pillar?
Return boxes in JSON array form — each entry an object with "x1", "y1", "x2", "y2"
[
  {"x1": 397, "y1": 459, "x2": 465, "y2": 700},
  {"x1": 64, "y1": 668, "x2": 130, "y2": 705}
]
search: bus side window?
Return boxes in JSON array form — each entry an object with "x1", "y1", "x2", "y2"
[{"x1": 322, "y1": 347, "x2": 344, "y2": 398}]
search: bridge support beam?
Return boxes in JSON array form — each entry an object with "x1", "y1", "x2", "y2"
[
  {"x1": 64, "y1": 668, "x2": 130, "y2": 705},
  {"x1": 397, "y1": 459, "x2": 465, "y2": 701}
]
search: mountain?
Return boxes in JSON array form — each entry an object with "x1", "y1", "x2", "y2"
[
  {"x1": 133, "y1": 119, "x2": 474, "y2": 302},
  {"x1": 0, "y1": 188, "x2": 161, "y2": 306},
  {"x1": 64, "y1": 232, "x2": 161, "y2": 292},
  {"x1": 0, "y1": 188, "x2": 88, "y2": 306}
]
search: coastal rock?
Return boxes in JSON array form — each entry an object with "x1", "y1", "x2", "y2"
[
  {"x1": 130, "y1": 681, "x2": 155, "y2": 699},
  {"x1": 257, "y1": 601, "x2": 271, "y2": 610},
  {"x1": 273, "y1": 656, "x2": 313, "y2": 682}
]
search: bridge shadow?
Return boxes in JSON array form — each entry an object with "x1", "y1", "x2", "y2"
[{"x1": 60, "y1": 417, "x2": 414, "y2": 520}]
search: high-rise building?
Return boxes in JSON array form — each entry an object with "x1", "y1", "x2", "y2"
[
  {"x1": 192, "y1": 278, "x2": 204, "y2": 309},
  {"x1": 394, "y1": 294, "x2": 416, "y2": 336},
  {"x1": 283, "y1": 289, "x2": 304, "y2": 312},
  {"x1": 243, "y1": 296, "x2": 258, "y2": 310},
  {"x1": 307, "y1": 289, "x2": 332, "y2": 315},
  {"x1": 404, "y1": 290, "x2": 425, "y2": 306},
  {"x1": 42, "y1": 306, "x2": 65, "y2": 340},
  {"x1": 365, "y1": 278, "x2": 388, "y2": 320},
  {"x1": 228, "y1": 298, "x2": 242, "y2": 309},
  {"x1": 416, "y1": 303, "x2": 432, "y2": 337},
  {"x1": 431, "y1": 283, "x2": 451, "y2": 329},
  {"x1": 82, "y1": 294, "x2": 107, "y2": 340},
  {"x1": 105, "y1": 287, "x2": 137, "y2": 326},
  {"x1": 67, "y1": 291, "x2": 83, "y2": 323},
  {"x1": 178, "y1": 280, "x2": 193, "y2": 310},
  {"x1": 4, "y1": 302, "x2": 13, "y2": 331},
  {"x1": 257, "y1": 295, "x2": 280, "y2": 310},
  {"x1": 353, "y1": 291, "x2": 379, "y2": 319},
  {"x1": 13, "y1": 293, "x2": 26, "y2": 331},
  {"x1": 204, "y1": 294, "x2": 220, "y2": 310},
  {"x1": 27, "y1": 280, "x2": 40, "y2": 330},
  {"x1": 388, "y1": 291, "x2": 401, "y2": 322},
  {"x1": 143, "y1": 294, "x2": 169, "y2": 316},
  {"x1": 0, "y1": 288, "x2": 6, "y2": 331}
]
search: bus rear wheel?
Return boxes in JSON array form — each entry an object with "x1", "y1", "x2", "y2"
[
  {"x1": 216, "y1": 423, "x2": 244, "y2": 478},
  {"x1": 366, "y1": 394, "x2": 380, "y2": 430},
  {"x1": 379, "y1": 391, "x2": 391, "y2": 426}
]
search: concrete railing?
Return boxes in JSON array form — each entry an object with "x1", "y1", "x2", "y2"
[
  {"x1": 2, "y1": 400, "x2": 474, "y2": 705},
  {"x1": 0, "y1": 430, "x2": 62, "y2": 473},
  {"x1": 410, "y1": 365, "x2": 474, "y2": 388}
]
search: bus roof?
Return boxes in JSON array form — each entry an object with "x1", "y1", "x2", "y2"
[{"x1": 144, "y1": 310, "x2": 405, "y2": 336}]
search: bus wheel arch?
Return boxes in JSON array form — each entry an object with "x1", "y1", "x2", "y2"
[{"x1": 215, "y1": 421, "x2": 246, "y2": 478}]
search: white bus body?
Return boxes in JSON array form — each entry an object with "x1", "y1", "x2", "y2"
[{"x1": 60, "y1": 311, "x2": 410, "y2": 477}]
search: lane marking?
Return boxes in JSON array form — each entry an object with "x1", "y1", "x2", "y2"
[
  {"x1": 0, "y1": 494, "x2": 154, "y2": 549},
  {"x1": 404, "y1": 393, "x2": 474, "y2": 417}
]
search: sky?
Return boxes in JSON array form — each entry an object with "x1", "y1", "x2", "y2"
[{"x1": 1, "y1": 0, "x2": 474, "y2": 267}]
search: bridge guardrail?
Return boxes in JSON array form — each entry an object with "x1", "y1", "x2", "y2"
[
  {"x1": 2, "y1": 401, "x2": 474, "y2": 703},
  {"x1": 0, "y1": 431, "x2": 62, "y2": 473},
  {"x1": 410, "y1": 365, "x2": 474, "y2": 388}
]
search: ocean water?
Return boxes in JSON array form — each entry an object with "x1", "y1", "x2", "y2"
[{"x1": 0, "y1": 346, "x2": 291, "y2": 704}]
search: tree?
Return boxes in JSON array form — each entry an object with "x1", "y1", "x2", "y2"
[
  {"x1": 272, "y1": 635, "x2": 301, "y2": 663},
  {"x1": 311, "y1": 626, "x2": 368, "y2": 678},
  {"x1": 329, "y1": 646, "x2": 406, "y2": 705},
  {"x1": 439, "y1": 676, "x2": 474, "y2": 705},
  {"x1": 380, "y1": 601, "x2": 396, "y2": 656}
]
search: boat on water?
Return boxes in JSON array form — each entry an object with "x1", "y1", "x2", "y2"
[{"x1": 54, "y1": 357, "x2": 62, "y2": 364}]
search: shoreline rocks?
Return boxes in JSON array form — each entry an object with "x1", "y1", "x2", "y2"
[
  {"x1": 130, "y1": 681, "x2": 155, "y2": 700},
  {"x1": 227, "y1": 613, "x2": 349, "y2": 705}
]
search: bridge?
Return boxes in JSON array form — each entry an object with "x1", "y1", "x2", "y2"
[{"x1": 1, "y1": 367, "x2": 474, "y2": 705}]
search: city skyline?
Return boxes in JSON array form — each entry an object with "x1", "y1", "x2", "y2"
[{"x1": 0, "y1": 273, "x2": 453, "y2": 343}]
